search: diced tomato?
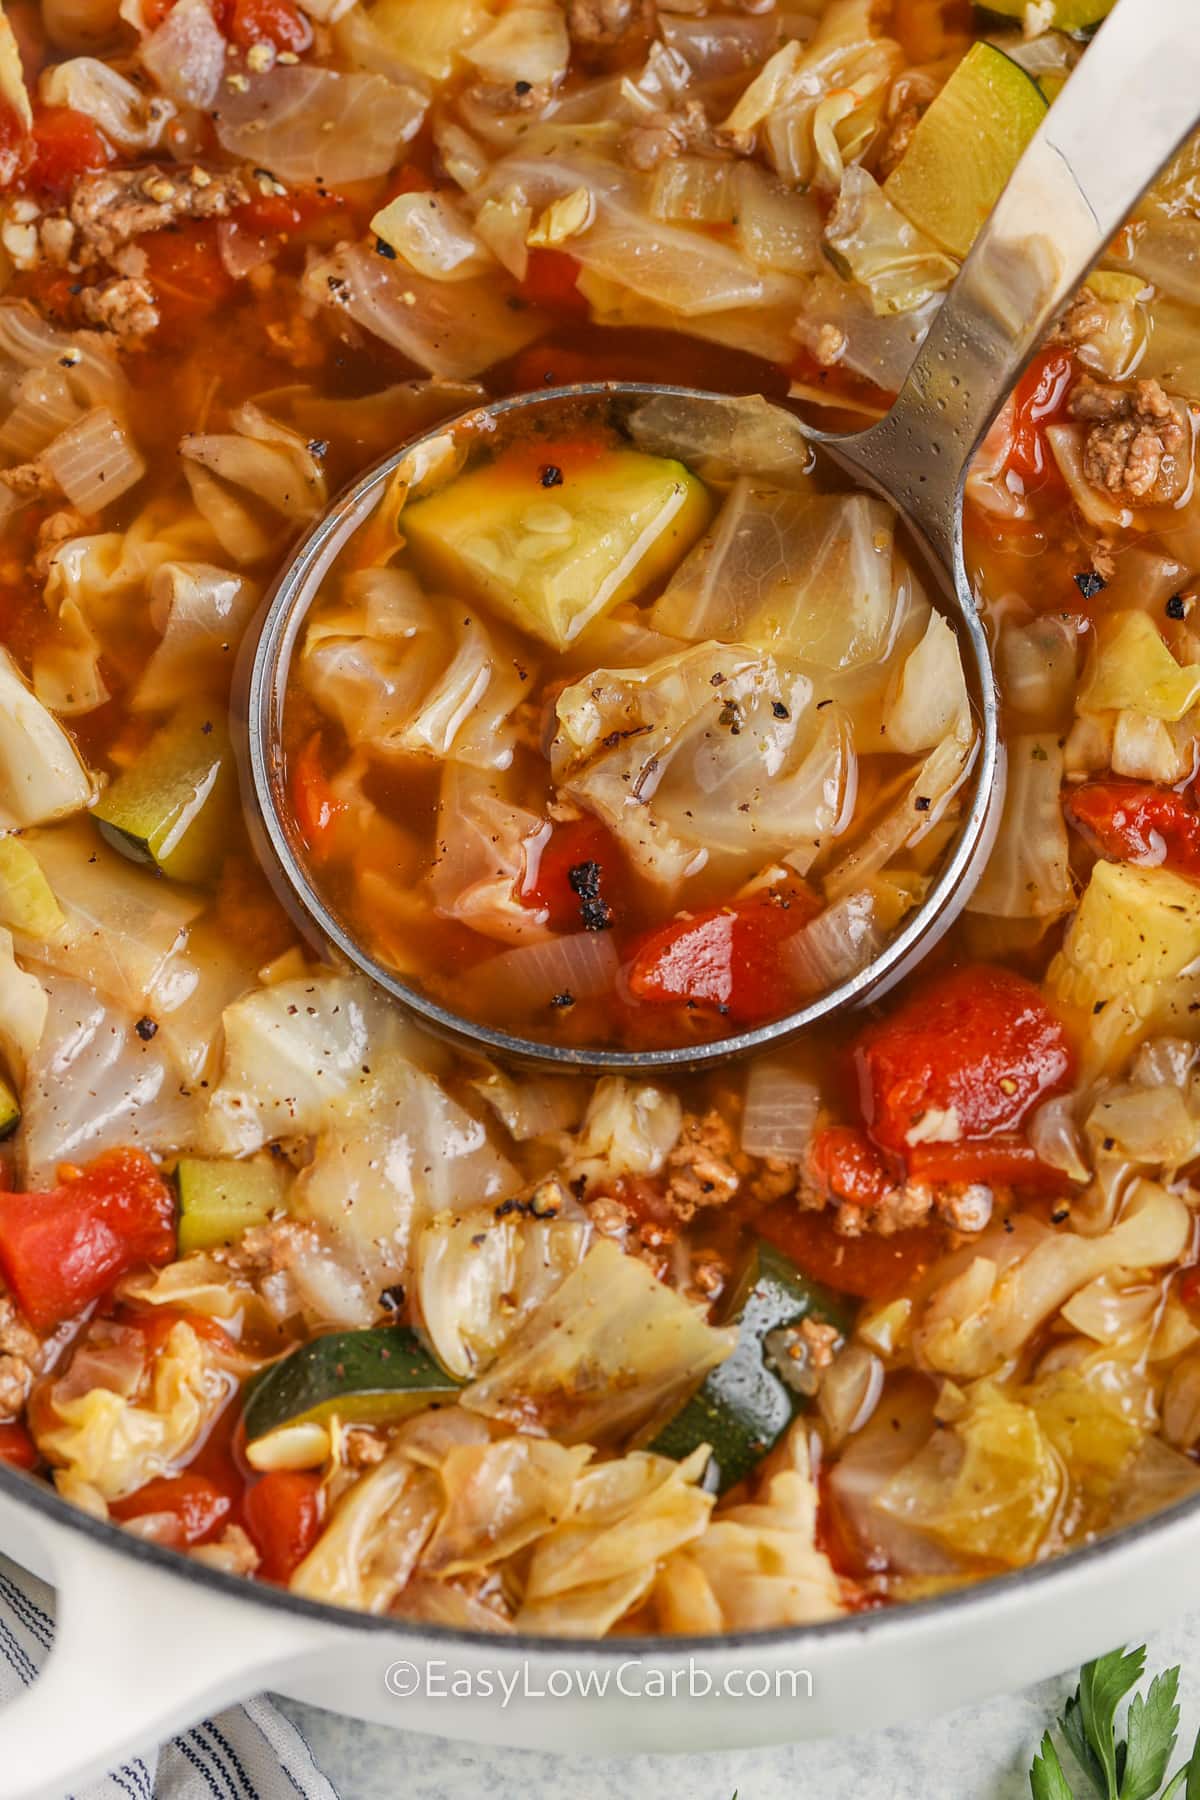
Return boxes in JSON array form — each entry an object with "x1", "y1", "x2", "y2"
[
  {"x1": 289, "y1": 732, "x2": 347, "y2": 857},
  {"x1": 906, "y1": 1135, "x2": 1067, "y2": 1190},
  {"x1": 0, "y1": 1148, "x2": 177, "y2": 1331},
  {"x1": 236, "y1": 183, "x2": 350, "y2": 242},
  {"x1": 244, "y1": 1470, "x2": 323, "y2": 1583},
  {"x1": 523, "y1": 815, "x2": 622, "y2": 933},
  {"x1": 853, "y1": 964, "x2": 1073, "y2": 1163},
  {"x1": 22, "y1": 106, "x2": 109, "y2": 201},
  {"x1": 217, "y1": 0, "x2": 312, "y2": 50},
  {"x1": 627, "y1": 885, "x2": 820, "y2": 1026},
  {"x1": 518, "y1": 249, "x2": 588, "y2": 317},
  {"x1": 1064, "y1": 779, "x2": 1200, "y2": 881},
  {"x1": 1005, "y1": 348, "x2": 1075, "y2": 487},
  {"x1": 112, "y1": 1473, "x2": 233, "y2": 1545},
  {"x1": 1179, "y1": 1265, "x2": 1200, "y2": 1308},
  {"x1": 139, "y1": 224, "x2": 237, "y2": 335},
  {"x1": 0, "y1": 1420, "x2": 38, "y2": 1471},
  {"x1": 808, "y1": 1126, "x2": 895, "y2": 1212},
  {"x1": 757, "y1": 1202, "x2": 942, "y2": 1303}
]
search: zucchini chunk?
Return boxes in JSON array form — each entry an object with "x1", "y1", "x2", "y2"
[
  {"x1": 0, "y1": 1071, "x2": 18, "y2": 1141},
  {"x1": 402, "y1": 444, "x2": 713, "y2": 651},
  {"x1": 884, "y1": 42, "x2": 1047, "y2": 258},
  {"x1": 91, "y1": 705, "x2": 236, "y2": 885},
  {"x1": 176, "y1": 1157, "x2": 290, "y2": 1254},
  {"x1": 243, "y1": 1327, "x2": 463, "y2": 1442},
  {"x1": 647, "y1": 1241, "x2": 854, "y2": 1492},
  {"x1": 0, "y1": 836, "x2": 65, "y2": 940}
]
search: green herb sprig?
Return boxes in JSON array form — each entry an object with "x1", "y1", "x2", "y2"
[{"x1": 1031, "y1": 1647, "x2": 1200, "y2": 1800}]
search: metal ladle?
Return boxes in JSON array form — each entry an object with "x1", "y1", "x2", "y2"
[{"x1": 243, "y1": 0, "x2": 1200, "y2": 1074}]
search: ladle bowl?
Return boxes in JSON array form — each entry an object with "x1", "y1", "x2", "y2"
[{"x1": 241, "y1": 0, "x2": 1200, "y2": 1075}]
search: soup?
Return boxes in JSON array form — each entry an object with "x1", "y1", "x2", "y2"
[
  {"x1": 283, "y1": 389, "x2": 978, "y2": 1049},
  {"x1": 0, "y1": 0, "x2": 1198, "y2": 1636}
]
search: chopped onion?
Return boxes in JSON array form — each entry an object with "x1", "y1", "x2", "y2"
[
  {"x1": 463, "y1": 2, "x2": 569, "y2": 85},
  {"x1": 0, "y1": 366, "x2": 81, "y2": 459},
  {"x1": 42, "y1": 56, "x2": 172, "y2": 151},
  {"x1": 479, "y1": 931, "x2": 619, "y2": 1011},
  {"x1": 140, "y1": 0, "x2": 225, "y2": 107},
  {"x1": 817, "y1": 1344, "x2": 884, "y2": 1446},
  {"x1": 784, "y1": 890, "x2": 878, "y2": 996},
  {"x1": 433, "y1": 119, "x2": 491, "y2": 194},
  {"x1": 42, "y1": 407, "x2": 145, "y2": 512},
  {"x1": 741, "y1": 1057, "x2": 820, "y2": 1160},
  {"x1": 371, "y1": 191, "x2": 492, "y2": 281},
  {"x1": 660, "y1": 11, "x2": 780, "y2": 78},
  {"x1": 215, "y1": 66, "x2": 426, "y2": 185},
  {"x1": 304, "y1": 242, "x2": 544, "y2": 379},
  {"x1": 1027, "y1": 1093, "x2": 1090, "y2": 1186}
]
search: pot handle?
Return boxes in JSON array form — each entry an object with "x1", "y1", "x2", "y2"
[{"x1": 0, "y1": 1496, "x2": 344, "y2": 1800}]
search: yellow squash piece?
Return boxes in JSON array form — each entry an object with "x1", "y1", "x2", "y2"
[
  {"x1": 91, "y1": 705, "x2": 236, "y2": 886},
  {"x1": 1046, "y1": 859, "x2": 1200, "y2": 1077},
  {"x1": 402, "y1": 446, "x2": 713, "y2": 651},
  {"x1": 0, "y1": 835, "x2": 65, "y2": 940},
  {"x1": 884, "y1": 42, "x2": 1047, "y2": 259},
  {"x1": 981, "y1": 0, "x2": 1114, "y2": 28}
]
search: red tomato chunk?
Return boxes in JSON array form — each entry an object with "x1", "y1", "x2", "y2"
[
  {"x1": 245, "y1": 1471, "x2": 323, "y2": 1582},
  {"x1": 112, "y1": 1474, "x2": 233, "y2": 1545},
  {"x1": 628, "y1": 887, "x2": 820, "y2": 1025},
  {"x1": 0, "y1": 1148, "x2": 176, "y2": 1331},
  {"x1": 1064, "y1": 779, "x2": 1200, "y2": 880},
  {"x1": 854, "y1": 964, "x2": 1073, "y2": 1163}
]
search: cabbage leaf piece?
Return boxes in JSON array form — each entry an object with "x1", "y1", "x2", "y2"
[
  {"x1": 551, "y1": 639, "x2": 854, "y2": 892},
  {"x1": 302, "y1": 566, "x2": 531, "y2": 771},
  {"x1": 461, "y1": 1236, "x2": 735, "y2": 1444},
  {"x1": 650, "y1": 484, "x2": 898, "y2": 668},
  {"x1": 0, "y1": 648, "x2": 95, "y2": 827}
]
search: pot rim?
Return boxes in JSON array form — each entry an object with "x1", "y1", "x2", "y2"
[{"x1": 6, "y1": 1452, "x2": 1197, "y2": 1657}]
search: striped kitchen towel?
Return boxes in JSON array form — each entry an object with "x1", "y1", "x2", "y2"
[{"x1": 0, "y1": 1551, "x2": 340, "y2": 1800}]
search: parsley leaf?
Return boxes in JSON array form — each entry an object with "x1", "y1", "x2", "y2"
[
  {"x1": 1121, "y1": 1667, "x2": 1181, "y2": 1800},
  {"x1": 1032, "y1": 1731, "x2": 1076, "y2": 1800},
  {"x1": 1063, "y1": 1691, "x2": 1109, "y2": 1799},
  {"x1": 1080, "y1": 1649, "x2": 1148, "y2": 1800}
]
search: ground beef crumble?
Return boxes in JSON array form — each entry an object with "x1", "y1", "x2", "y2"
[
  {"x1": 1070, "y1": 375, "x2": 1191, "y2": 505},
  {"x1": 663, "y1": 1110, "x2": 746, "y2": 1220},
  {"x1": 0, "y1": 1297, "x2": 41, "y2": 1418},
  {"x1": 65, "y1": 164, "x2": 250, "y2": 266}
]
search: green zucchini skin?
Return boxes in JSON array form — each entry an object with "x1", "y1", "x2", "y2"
[
  {"x1": 648, "y1": 1241, "x2": 854, "y2": 1493},
  {"x1": 0, "y1": 1075, "x2": 17, "y2": 1142},
  {"x1": 243, "y1": 1327, "x2": 462, "y2": 1440}
]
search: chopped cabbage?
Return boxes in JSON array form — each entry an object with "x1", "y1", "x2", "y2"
[
  {"x1": 214, "y1": 66, "x2": 426, "y2": 184},
  {"x1": 883, "y1": 611, "x2": 969, "y2": 753},
  {"x1": 0, "y1": 648, "x2": 95, "y2": 828},
  {"x1": 825, "y1": 167, "x2": 957, "y2": 317},
  {"x1": 552, "y1": 641, "x2": 854, "y2": 893},
  {"x1": 0, "y1": 926, "x2": 45, "y2": 1085},
  {"x1": 561, "y1": 1078, "x2": 682, "y2": 1188},
  {"x1": 38, "y1": 1321, "x2": 233, "y2": 1503},
  {"x1": 967, "y1": 735, "x2": 1073, "y2": 921},
  {"x1": 290, "y1": 1446, "x2": 442, "y2": 1612},
  {"x1": 1079, "y1": 611, "x2": 1200, "y2": 722},
  {"x1": 462, "y1": 1238, "x2": 735, "y2": 1444},
  {"x1": 423, "y1": 1438, "x2": 592, "y2": 1574},
  {"x1": 657, "y1": 1423, "x2": 843, "y2": 1632},
  {"x1": 415, "y1": 1203, "x2": 589, "y2": 1379},
  {"x1": 650, "y1": 486, "x2": 898, "y2": 668},
  {"x1": 134, "y1": 562, "x2": 259, "y2": 710},
  {"x1": 429, "y1": 764, "x2": 550, "y2": 943}
]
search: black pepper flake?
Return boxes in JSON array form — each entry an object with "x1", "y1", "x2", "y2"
[
  {"x1": 816, "y1": 698, "x2": 833, "y2": 710},
  {"x1": 568, "y1": 860, "x2": 613, "y2": 931},
  {"x1": 307, "y1": 438, "x2": 329, "y2": 459},
  {"x1": 718, "y1": 701, "x2": 743, "y2": 735},
  {"x1": 1074, "y1": 571, "x2": 1106, "y2": 599},
  {"x1": 1093, "y1": 999, "x2": 1107, "y2": 1014},
  {"x1": 201, "y1": 719, "x2": 213, "y2": 735},
  {"x1": 540, "y1": 464, "x2": 563, "y2": 488},
  {"x1": 374, "y1": 236, "x2": 397, "y2": 259},
  {"x1": 1103, "y1": 1136, "x2": 1115, "y2": 1152},
  {"x1": 379, "y1": 1283, "x2": 405, "y2": 1313},
  {"x1": 1003, "y1": 1217, "x2": 1015, "y2": 1234},
  {"x1": 550, "y1": 990, "x2": 575, "y2": 1008},
  {"x1": 914, "y1": 794, "x2": 931, "y2": 811},
  {"x1": 514, "y1": 78, "x2": 532, "y2": 94},
  {"x1": 1050, "y1": 1207, "x2": 1070, "y2": 1224},
  {"x1": 771, "y1": 701, "x2": 789, "y2": 720},
  {"x1": 135, "y1": 1016, "x2": 158, "y2": 1041},
  {"x1": 1167, "y1": 593, "x2": 1188, "y2": 620}
]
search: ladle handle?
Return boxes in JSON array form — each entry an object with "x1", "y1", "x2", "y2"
[{"x1": 845, "y1": 0, "x2": 1200, "y2": 571}]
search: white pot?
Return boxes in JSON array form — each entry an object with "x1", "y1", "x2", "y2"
[{"x1": 3, "y1": 1469, "x2": 1200, "y2": 1798}]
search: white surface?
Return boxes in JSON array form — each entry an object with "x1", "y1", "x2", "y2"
[{"x1": 275, "y1": 1612, "x2": 1200, "y2": 1799}]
